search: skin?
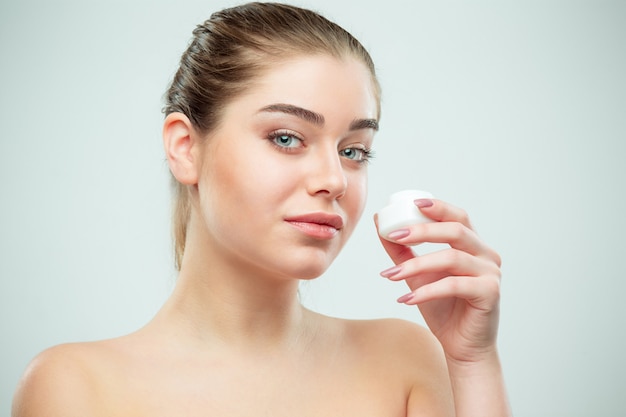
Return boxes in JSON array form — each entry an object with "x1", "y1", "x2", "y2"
[{"x1": 12, "y1": 55, "x2": 510, "y2": 417}]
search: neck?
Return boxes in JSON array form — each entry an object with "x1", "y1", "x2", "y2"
[
  {"x1": 152, "y1": 227, "x2": 312, "y2": 352},
  {"x1": 171, "y1": 265, "x2": 306, "y2": 347}
]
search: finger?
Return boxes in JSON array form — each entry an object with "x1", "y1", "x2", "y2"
[
  {"x1": 415, "y1": 198, "x2": 473, "y2": 229},
  {"x1": 381, "y1": 248, "x2": 498, "y2": 284},
  {"x1": 374, "y1": 214, "x2": 415, "y2": 265},
  {"x1": 399, "y1": 275, "x2": 501, "y2": 311},
  {"x1": 384, "y1": 221, "x2": 501, "y2": 266}
]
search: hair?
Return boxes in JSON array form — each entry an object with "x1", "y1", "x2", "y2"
[{"x1": 163, "y1": 2, "x2": 380, "y2": 270}]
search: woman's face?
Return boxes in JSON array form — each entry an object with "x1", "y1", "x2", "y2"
[{"x1": 196, "y1": 55, "x2": 379, "y2": 280}]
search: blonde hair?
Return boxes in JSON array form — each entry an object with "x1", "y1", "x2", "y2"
[{"x1": 163, "y1": 2, "x2": 380, "y2": 269}]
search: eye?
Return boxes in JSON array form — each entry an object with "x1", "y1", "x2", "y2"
[
  {"x1": 269, "y1": 131, "x2": 304, "y2": 149},
  {"x1": 339, "y1": 146, "x2": 373, "y2": 163}
]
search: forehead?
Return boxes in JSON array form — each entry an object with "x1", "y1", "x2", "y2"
[{"x1": 229, "y1": 54, "x2": 379, "y2": 122}]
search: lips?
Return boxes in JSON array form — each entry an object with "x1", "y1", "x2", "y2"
[{"x1": 284, "y1": 212, "x2": 344, "y2": 239}]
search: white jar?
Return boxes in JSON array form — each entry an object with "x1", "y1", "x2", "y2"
[{"x1": 377, "y1": 190, "x2": 434, "y2": 238}]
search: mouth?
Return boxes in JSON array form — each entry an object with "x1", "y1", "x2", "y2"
[{"x1": 284, "y1": 212, "x2": 344, "y2": 239}]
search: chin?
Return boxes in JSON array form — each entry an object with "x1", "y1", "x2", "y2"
[
  {"x1": 282, "y1": 255, "x2": 335, "y2": 281},
  {"x1": 296, "y1": 269, "x2": 327, "y2": 281},
  {"x1": 295, "y1": 246, "x2": 346, "y2": 280}
]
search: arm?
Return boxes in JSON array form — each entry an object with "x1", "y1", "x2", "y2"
[
  {"x1": 376, "y1": 198, "x2": 512, "y2": 417},
  {"x1": 446, "y1": 351, "x2": 510, "y2": 417}
]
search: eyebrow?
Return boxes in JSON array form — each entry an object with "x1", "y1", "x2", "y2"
[{"x1": 259, "y1": 103, "x2": 379, "y2": 131}]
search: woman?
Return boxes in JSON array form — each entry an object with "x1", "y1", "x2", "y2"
[{"x1": 12, "y1": 3, "x2": 510, "y2": 416}]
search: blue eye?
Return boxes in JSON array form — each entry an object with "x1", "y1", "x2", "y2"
[
  {"x1": 339, "y1": 147, "x2": 372, "y2": 163},
  {"x1": 271, "y1": 132, "x2": 303, "y2": 149}
]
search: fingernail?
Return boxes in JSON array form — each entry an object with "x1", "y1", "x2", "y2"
[
  {"x1": 414, "y1": 198, "x2": 434, "y2": 208},
  {"x1": 387, "y1": 228, "x2": 410, "y2": 240},
  {"x1": 397, "y1": 292, "x2": 415, "y2": 304},
  {"x1": 380, "y1": 265, "x2": 402, "y2": 278}
]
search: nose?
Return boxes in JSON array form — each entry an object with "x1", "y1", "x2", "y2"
[{"x1": 307, "y1": 146, "x2": 347, "y2": 200}]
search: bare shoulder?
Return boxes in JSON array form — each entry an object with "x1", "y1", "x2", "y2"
[
  {"x1": 342, "y1": 317, "x2": 444, "y2": 361},
  {"x1": 12, "y1": 341, "x2": 114, "y2": 417},
  {"x1": 339, "y1": 317, "x2": 455, "y2": 416}
]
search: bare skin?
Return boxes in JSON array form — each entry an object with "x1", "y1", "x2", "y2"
[
  {"x1": 12, "y1": 55, "x2": 509, "y2": 416},
  {"x1": 14, "y1": 312, "x2": 452, "y2": 416}
]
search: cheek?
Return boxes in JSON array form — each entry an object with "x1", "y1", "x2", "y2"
[
  {"x1": 346, "y1": 171, "x2": 368, "y2": 223},
  {"x1": 205, "y1": 146, "x2": 295, "y2": 217}
]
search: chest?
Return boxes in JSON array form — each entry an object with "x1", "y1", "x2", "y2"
[{"x1": 103, "y1": 353, "x2": 408, "y2": 417}]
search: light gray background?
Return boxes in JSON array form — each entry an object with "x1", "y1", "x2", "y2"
[{"x1": 1, "y1": 0, "x2": 624, "y2": 415}]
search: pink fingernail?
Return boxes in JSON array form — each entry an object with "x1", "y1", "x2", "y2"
[
  {"x1": 380, "y1": 265, "x2": 402, "y2": 278},
  {"x1": 387, "y1": 228, "x2": 410, "y2": 240},
  {"x1": 414, "y1": 198, "x2": 434, "y2": 208},
  {"x1": 396, "y1": 292, "x2": 415, "y2": 304}
]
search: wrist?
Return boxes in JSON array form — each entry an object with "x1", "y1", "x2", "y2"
[
  {"x1": 445, "y1": 347, "x2": 502, "y2": 377},
  {"x1": 445, "y1": 349, "x2": 512, "y2": 417}
]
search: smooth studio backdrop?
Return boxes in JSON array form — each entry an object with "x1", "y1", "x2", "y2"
[{"x1": 1, "y1": 1, "x2": 624, "y2": 415}]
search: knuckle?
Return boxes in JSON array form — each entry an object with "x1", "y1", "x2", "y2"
[
  {"x1": 446, "y1": 249, "x2": 465, "y2": 266},
  {"x1": 446, "y1": 277, "x2": 462, "y2": 293},
  {"x1": 449, "y1": 222, "x2": 468, "y2": 243},
  {"x1": 493, "y1": 251, "x2": 503, "y2": 268},
  {"x1": 457, "y1": 208, "x2": 470, "y2": 225},
  {"x1": 485, "y1": 275, "x2": 502, "y2": 299},
  {"x1": 439, "y1": 249, "x2": 465, "y2": 274}
]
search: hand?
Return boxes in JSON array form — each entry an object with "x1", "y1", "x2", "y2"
[{"x1": 376, "y1": 198, "x2": 502, "y2": 364}]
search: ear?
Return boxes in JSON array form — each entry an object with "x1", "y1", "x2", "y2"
[{"x1": 163, "y1": 112, "x2": 201, "y2": 185}]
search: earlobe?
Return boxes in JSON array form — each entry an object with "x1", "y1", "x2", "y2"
[{"x1": 163, "y1": 112, "x2": 200, "y2": 185}]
